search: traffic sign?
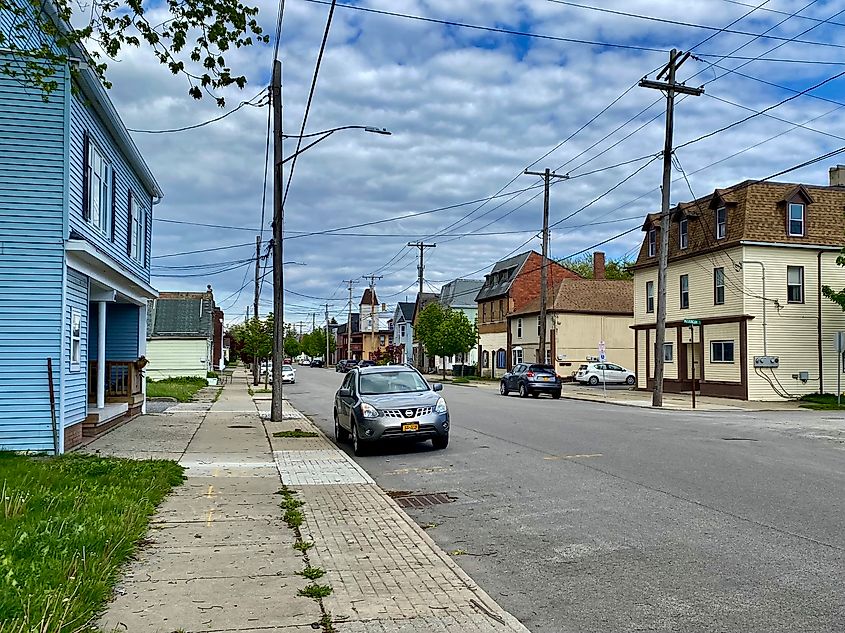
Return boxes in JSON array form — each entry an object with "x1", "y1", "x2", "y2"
[
  {"x1": 598, "y1": 340, "x2": 606, "y2": 352},
  {"x1": 599, "y1": 352, "x2": 606, "y2": 362},
  {"x1": 683, "y1": 319, "x2": 701, "y2": 326}
]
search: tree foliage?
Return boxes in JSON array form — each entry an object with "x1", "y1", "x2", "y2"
[
  {"x1": 300, "y1": 327, "x2": 335, "y2": 359},
  {"x1": 0, "y1": 0, "x2": 268, "y2": 105},
  {"x1": 559, "y1": 254, "x2": 634, "y2": 280},
  {"x1": 284, "y1": 334, "x2": 301, "y2": 359},
  {"x1": 415, "y1": 303, "x2": 478, "y2": 377},
  {"x1": 231, "y1": 317, "x2": 271, "y2": 361}
]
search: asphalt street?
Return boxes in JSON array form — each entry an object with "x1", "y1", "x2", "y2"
[{"x1": 284, "y1": 367, "x2": 845, "y2": 633}]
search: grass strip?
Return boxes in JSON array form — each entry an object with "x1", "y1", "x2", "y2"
[
  {"x1": 273, "y1": 429, "x2": 318, "y2": 438},
  {"x1": 146, "y1": 377, "x2": 208, "y2": 402},
  {"x1": 799, "y1": 393, "x2": 845, "y2": 410},
  {"x1": 0, "y1": 452, "x2": 183, "y2": 631}
]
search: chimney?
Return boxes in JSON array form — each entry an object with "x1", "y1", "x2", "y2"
[
  {"x1": 593, "y1": 252, "x2": 606, "y2": 280},
  {"x1": 830, "y1": 165, "x2": 845, "y2": 187}
]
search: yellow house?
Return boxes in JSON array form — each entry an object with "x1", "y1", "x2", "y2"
[
  {"x1": 631, "y1": 167, "x2": 845, "y2": 400},
  {"x1": 508, "y1": 262, "x2": 634, "y2": 378}
]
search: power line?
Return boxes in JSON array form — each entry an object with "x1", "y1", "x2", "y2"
[
  {"x1": 152, "y1": 241, "x2": 255, "y2": 259},
  {"x1": 126, "y1": 90, "x2": 268, "y2": 133},
  {"x1": 716, "y1": 0, "x2": 845, "y2": 29}
]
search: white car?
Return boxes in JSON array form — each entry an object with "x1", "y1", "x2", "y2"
[
  {"x1": 576, "y1": 362, "x2": 636, "y2": 386},
  {"x1": 281, "y1": 364, "x2": 296, "y2": 384}
]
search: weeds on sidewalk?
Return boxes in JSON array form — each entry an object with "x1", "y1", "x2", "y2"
[
  {"x1": 297, "y1": 566, "x2": 326, "y2": 580},
  {"x1": 273, "y1": 429, "x2": 318, "y2": 438},
  {"x1": 298, "y1": 584, "x2": 333, "y2": 599},
  {"x1": 293, "y1": 539, "x2": 313, "y2": 552},
  {"x1": 0, "y1": 453, "x2": 183, "y2": 631}
]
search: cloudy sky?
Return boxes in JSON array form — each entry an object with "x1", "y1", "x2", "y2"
[{"x1": 102, "y1": 0, "x2": 845, "y2": 326}]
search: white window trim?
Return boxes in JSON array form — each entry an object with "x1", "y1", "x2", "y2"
[
  {"x1": 663, "y1": 342, "x2": 674, "y2": 363},
  {"x1": 70, "y1": 308, "x2": 81, "y2": 371},
  {"x1": 512, "y1": 347, "x2": 523, "y2": 366},
  {"x1": 787, "y1": 265, "x2": 804, "y2": 303},
  {"x1": 646, "y1": 281, "x2": 655, "y2": 313},
  {"x1": 710, "y1": 340, "x2": 735, "y2": 363},
  {"x1": 788, "y1": 203, "x2": 805, "y2": 237},
  {"x1": 680, "y1": 274, "x2": 689, "y2": 310},
  {"x1": 714, "y1": 267, "x2": 725, "y2": 305},
  {"x1": 131, "y1": 197, "x2": 146, "y2": 262},
  {"x1": 648, "y1": 229, "x2": 656, "y2": 257},
  {"x1": 716, "y1": 207, "x2": 727, "y2": 240},
  {"x1": 679, "y1": 218, "x2": 688, "y2": 249},
  {"x1": 516, "y1": 318, "x2": 523, "y2": 338},
  {"x1": 87, "y1": 141, "x2": 112, "y2": 236}
]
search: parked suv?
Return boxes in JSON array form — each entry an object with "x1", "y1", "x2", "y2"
[
  {"x1": 336, "y1": 359, "x2": 358, "y2": 373},
  {"x1": 575, "y1": 362, "x2": 636, "y2": 385},
  {"x1": 500, "y1": 364, "x2": 561, "y2": 399}
]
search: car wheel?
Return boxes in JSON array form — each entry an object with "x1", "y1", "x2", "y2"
[
  {"x1": 352, "y1": 422, "x2": 368, "y2": 456},
  {"x1": 626, "y1": 375, "x2": 636, "y2": 385},
  {"x1": 432, "y1": 434, "x2": 449, "y2": 450},
  {"x1": 500, "y1": 381, "x2": 509, "y2": 396},
  {"x1": 552, "y1": 390, "x2": 561, "y2": 400},
  {"x1": 334, "y1": 411, "x2": 349, "y2": 443},
  {"x1": 519, "y1": 383, "x2": 529, "y2": 398},
  {"x1": 588, "y1": 375, "x2": 599, "y2": 386}
]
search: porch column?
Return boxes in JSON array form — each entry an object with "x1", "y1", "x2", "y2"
[
  {"x1": 97, "y1": 301, "x2": 106, "y2": 409},
  {"x1": 138, "y1": 303, "x2": 147, "y2": 414}
]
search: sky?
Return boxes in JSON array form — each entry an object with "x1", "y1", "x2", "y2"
[{"x1": 98, "y1": 0, "x2": 845, "y2": 327}]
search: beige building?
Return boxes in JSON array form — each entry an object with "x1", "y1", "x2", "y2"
[
  {"x1": 508, "y1": 276, "x2": 634, "y2": 378},
  {"x1": 632, "y1": 168, "x2": 845, "y2": 400}
]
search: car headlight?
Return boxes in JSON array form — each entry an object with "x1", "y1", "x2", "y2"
[
  {"x1": 360, "y1": 402, "x2": 379, "y2": 418},
  {"x1": 434, "y1": 397, "x2": 448, "y2": 414}
]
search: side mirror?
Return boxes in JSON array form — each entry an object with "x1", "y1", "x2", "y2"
[
  {"x1": 432, "y1": 383, "x2": 443, "y2": 392},
  {"x1": 339, "y1": 388, "x2": 352, "y2": 398}
]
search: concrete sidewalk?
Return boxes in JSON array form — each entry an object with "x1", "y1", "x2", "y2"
[{"x1": 86, "y1": 370, "x2": 528, "y2": 632}]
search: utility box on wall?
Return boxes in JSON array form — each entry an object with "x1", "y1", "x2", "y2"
[{"x1": 754, "y1": 356, "x2": 780, "y2": 368}]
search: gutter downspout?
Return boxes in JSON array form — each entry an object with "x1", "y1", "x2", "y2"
[{"x1": 818, "y1": 250, "x2": 824, "y2": 394}]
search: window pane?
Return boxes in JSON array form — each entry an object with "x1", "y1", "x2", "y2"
[
  {"x1": 724, "y1": 342, "x2": 734, "y2": 362},
  {"x1": 711, "y1": 342, "x2": 722, "y2": 362},
  {"x1": 787, "y1": 267, "x2": 801, "y2": 284}
]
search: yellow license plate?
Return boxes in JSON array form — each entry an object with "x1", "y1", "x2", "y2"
[
  {"x1": 541, "y1": 376, "x2": 550, "y2": 381},
  {"x1": 402, "y1": 423, "x2": 419, "y2": 432}
]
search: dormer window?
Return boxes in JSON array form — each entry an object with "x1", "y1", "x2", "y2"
[
  {"x1": 647, "y1": 228, "x2": 656, "y2": 257},
  {"x1": 716, "y1": 207, "x2": 727, "y2": 239},
  {"x1": 679, "y1": 218, "x2": 688, "y2": 249},
  {"x1": 788, "y1": 203, "x2": 805, "y2": 236}
]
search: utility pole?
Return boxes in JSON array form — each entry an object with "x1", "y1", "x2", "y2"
[
  {"x1": 362, "y1": 274, "x2": 383, "y2": 360},
  {"x1": 523, "y1": 168, "x2": 568, "y2": 365},
  {"x1": 639, "y1": 49, "x2": 703, "y2": 408},
  {"x1": 297, "y1": 321, "x2": 304, "y2": 341},
  {"x1": 246, "y1": 305, "x2": 250, "y2": 322},
  {"x1": 407, "y1": 242, "x2": 435, "y2": 370},
  {"x1": 324, "y1": 303, "x2": 331, "y2": 365},
  {"x1": 311, "y1": 312, "x2": 316, "y2": 332},
  {"x1": 271, "y1": 61, "x2": 284, "y2": 422},
  {"x1": 253, "y1": 234, "x2": 261, "y2": 385},
  {"x1": 343, "y1": 279, "x2": 358, "y2": 360}
]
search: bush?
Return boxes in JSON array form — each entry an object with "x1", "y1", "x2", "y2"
[
  {"x1": 207, "y1": 371, "x2": 219, "y2": 378},
  {"x1": 146, "y1": 377, "x2": 208, "y2": 402}
]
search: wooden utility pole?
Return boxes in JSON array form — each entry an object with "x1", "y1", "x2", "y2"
[
  {"x1": 271, "y1": 60, "x2": 284, "y2": 422},
  {"x1": 253, "y1": 234, "x2": 261, "y2": 385},
  {"x1": 311, "y1": 312, "x2": 316, "y2": 332},
  {"x1": 362, "y1": 274, "x2": 383, "y2": 359},
  {"x1": 343, "y1": 279, "x2": 358, "y2": 360},
  {"x1": 407, "y1": 242, "x2": 435, "y2": 369},
  {"x1": 324, "y1": 303, "x2": 331, "y2": 365},
  {"x1": 639, "y1": 49, "x2": 703, "y2": 407},
  {"x1": 523, "y1": 168, "x2": 568, "y2": 365}
]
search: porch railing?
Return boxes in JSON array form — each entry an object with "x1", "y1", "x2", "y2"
[{"x1": 88, "y1": 361, "x2": 143, "y2": 400}]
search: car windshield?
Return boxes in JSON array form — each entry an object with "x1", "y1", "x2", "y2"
[
  {"x1": 578, "y1": 365, "x2": 588, "y2": 371},
  {"x1": 529, "y1": 365, "x2": 555, "y2": 373},
  {"x1": 283, "y1": 365, "x2": 293, "y2": 371},
  {"x1": 359, "y1": 371, "x2": 429, "y2": 394}
]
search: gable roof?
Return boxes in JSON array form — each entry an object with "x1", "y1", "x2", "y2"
[
  {"x1": 511, "y1": 279, "x2": 634, "y2": 317},
  {"x1": 147, "y1": 291, "x2": 214, "y2": 337},
  {"x1": 360, "y1": 287, "x2": 379, "y2": 306},
  {"x1": 412, "y1": 292, "x2": 439, "y2": 322},
  {"x1": 336, "y1": 313, "x2": 361, "y2": 336},
  {"x1": 439, "y1": 279, "x2": 484, "y2": 309},
  {"x1": 394, "y1": 301, "x2": 415, "y2": 322},
  {"x1": 475, "y1": 251, "x2": 533, "y2": 302}
]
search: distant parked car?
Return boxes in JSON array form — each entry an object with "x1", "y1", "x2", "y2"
[
  {"x1": 500, "y1": 364, "x2": 561, "y2": 399},
  {"x1": 333, "y1": 365, "x2": 449, "y2": 455},
  {"x1": 575, "y1": 362, "x2": 636, "y2": 386},
  {"x1": 359, "y1": 360, "x2": 376, "y2": 368},
  {"x1": 299, "y1": 358, "x2": 311, "y2": 366},
  {"x1": 310, "y1": 358, "x2": 325, "y2": 368},
  {"x1": 281, "y1": 364, "x2": 296, "y2": 384},
  {"x1": 336, "y1": 359, "x2": 358, "y2": 373}
]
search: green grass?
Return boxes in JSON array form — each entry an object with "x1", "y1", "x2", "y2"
[
  {"x1": 298, "y1": 583, "x2": 333, "y2": 599},
  {"x1": 272, "y1": 429, "x2": 318, "y2": 438},
  {"x1": 451, "y1": 377, "x2": 471, "y2": 384},
  {"x1": 0, "y1": 453, "x2": 183, "y2": 632},
  {"x1": 146, "y1": 377, "x2": 208, "y2": 402},
  {"x1": 297, "y1": 566, "x2": 326, "y2": 580},
  {"x1": 798, "y1": 393, "x2": 845, "y2": 410}
]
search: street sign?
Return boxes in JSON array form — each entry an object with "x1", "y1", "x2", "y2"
[
  {"x1": 599, "y1": 352, "x2": 606, "y2": 362},
  {"x1": 683, "y1": 319, "x2": 701, "y2": 326},
  {"x1": 598, "y1": 341, "x2": 606, "y2": 352}
]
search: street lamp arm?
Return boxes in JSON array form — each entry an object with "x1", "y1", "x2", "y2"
[
  {"x1": 282, "y1": 125, "x2": 391, "y2": 138},
  {"x1": 281, "y1": 131, "x2": 336, "y2": 164}
]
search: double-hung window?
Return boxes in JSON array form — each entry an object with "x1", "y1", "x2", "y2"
[
  {"x1": 711, "y1": 340, "x2": 735, "y2": 363},
  {"x1": 714, "y1": 267, "x2": 725, "y2": 305},
  {"x1": 663, "y1": 342, "x2": 674, "y2": 363},
  {"x1": 131, "y1": 195, "x2": 146, "y2": 262},
  {"x1": 70, "y1": 309, "x2": 81, "y2": 371},
  {"x1": 716, "y1": 207, "x2": 727, "y2": 239},
  {"x1": 516, "y1": 318, "x2": 523, "y2": 338},
  {"x1": 679, "y1": 218, "x2": 688, "y2": 249},
  {"x1": 646, "y1": 280, "x2": 655, "y2": 313},
  {"x1": 787, "y1": 266, "x2": 804, "y2": 303},
  {"x1": 788, "y1": 203, "x2": 805, "y2": 236},
  {"x1": 647, "y1": 228, "x2": 656, "y2": 257},
  {"x1": 680, "y1": 274, "x2": 689, "y2": 309},
  {"x1": 537, "y1": 317, "x2": 541, "y2": 336},
  {"x1": 400, "y1": 324, "x2": 406, "y2": 338},
  {"x1": 87, "y1": 141, "x2": 112, "y2": 235}
]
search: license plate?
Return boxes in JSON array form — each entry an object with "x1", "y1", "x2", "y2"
[
  {"x1": 541, "y1": 376, "x2": 550, "y2": 381},
  {"x1": 402, "y1": 423, "x2": 419, "y2": 432}
]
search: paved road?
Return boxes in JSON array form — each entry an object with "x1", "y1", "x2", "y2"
[{"x1": 285, "y1": 367, "x2": 845, "y2": 633}]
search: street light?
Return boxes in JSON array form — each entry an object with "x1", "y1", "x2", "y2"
[{"x1": 280, "y1": 126, "x2": 392, "y2": 164}]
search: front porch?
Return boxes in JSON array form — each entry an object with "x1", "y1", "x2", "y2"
[{"x1": 85, "y1": 359, "x2": 143, "y2": 435}]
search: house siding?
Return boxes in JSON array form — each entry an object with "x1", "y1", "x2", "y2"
[
  {"x1": 89, "y1": 303, "x2": 140, "y2": 360},
  {"x1": 146, "y1": 338, "x2": 210, "y2": 379},
  {"x1": 64, "y1": 268, "x2": 89, "y2": 427},
  {"x1": 702, "y1": 322, "x2": 742, "y2": 383},
  {"x1": 68, "y1": 94, "x2": 153, "y2": 283},
  {"x1": 0, "y1": 55, "x2": 68, "y2": 451}
]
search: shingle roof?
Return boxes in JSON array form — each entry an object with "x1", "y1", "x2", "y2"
[
  {"x1": 439, "y1": 279, "x2": 484, "y2": 308},
  {"x1": 395, "y1": 302, "x2": 415, "y2": 322},
  {"x1": 360, "y1": 288, "x2": 379, "y2": 306},
  {"x1": 147, "y1": 291, "x2": 214, "y2": 337},
  {"x1": 475, "y1": 252, "x2": 533, "y2": 302},
  {"x1": 511, "y1": 279, "x2": 634, "y2": 316},
  {"x1": 413, "y1": 293, "x2": 439, "y2": 322}
]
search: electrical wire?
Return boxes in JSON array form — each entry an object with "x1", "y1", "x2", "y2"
[
  {"x1": 126, "y1": 90, "x2": 268, "y2": 133},
  {"x1": 152, "y1": 241, "x2": 255, "y2": 259}
]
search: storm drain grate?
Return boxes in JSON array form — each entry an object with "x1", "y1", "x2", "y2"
[
  {"x1": 388, "y1": 491, "x2": 456, "y2": 509},
  {"x1": 228, "y1": 425, "x2": 254, "y2": 429},
  {"x1": 722, "y1": 437, "x2": 758, "y2": 441}
]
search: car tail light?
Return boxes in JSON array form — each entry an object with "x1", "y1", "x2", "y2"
[{"x1": 526, "y1": 371, "x2": 534, "y2": 378}]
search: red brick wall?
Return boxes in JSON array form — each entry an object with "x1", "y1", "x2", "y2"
[
  {"x1": 64, "y1": 422, "x2": 83, "y2": 450},
  {"x1": 510, "y1": 252, "x2": 581, "y2": 312}
]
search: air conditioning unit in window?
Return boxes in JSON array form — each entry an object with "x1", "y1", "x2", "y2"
[{"x1": 754, "y1": 356, "x2": 779, "y2": 368}]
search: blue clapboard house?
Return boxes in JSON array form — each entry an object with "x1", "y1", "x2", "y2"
[{"x1": 1, "y1": 3, "x2": 163, "y2": 452}]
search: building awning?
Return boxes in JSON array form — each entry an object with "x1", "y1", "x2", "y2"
[{"x1": 66, "y1": 239, "x2": 158, "y2": 305}]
